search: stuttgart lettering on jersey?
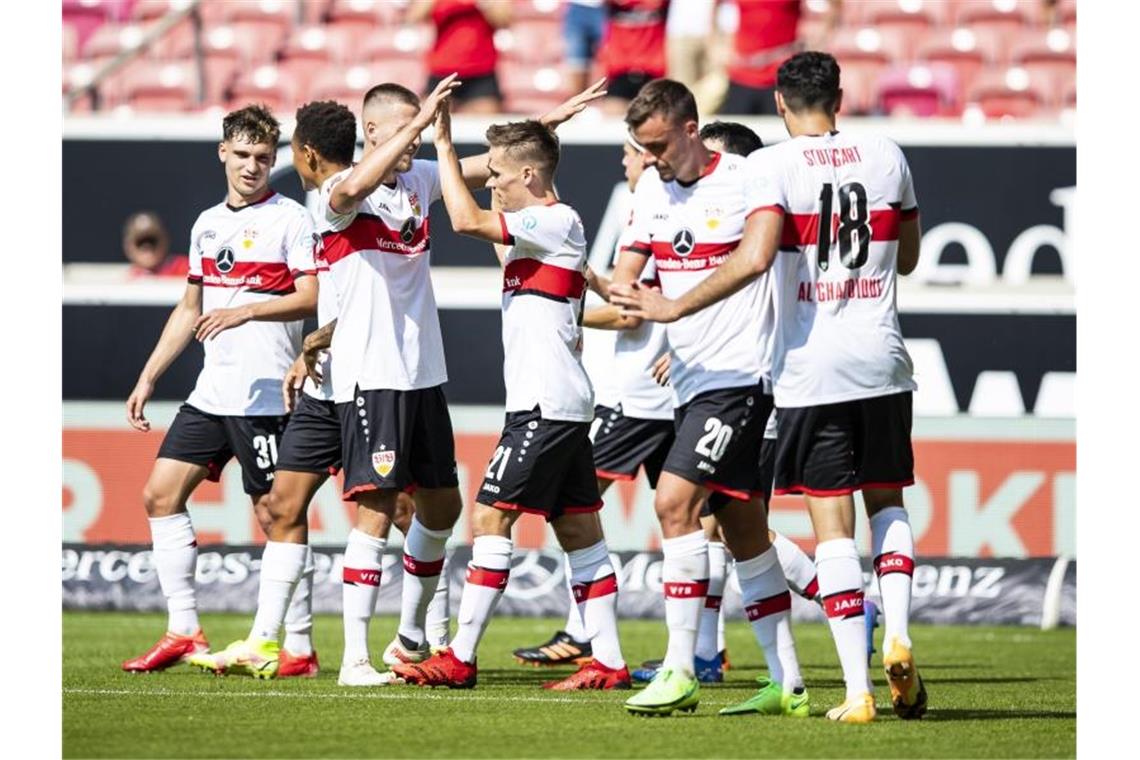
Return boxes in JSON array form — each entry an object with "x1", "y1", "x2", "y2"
[{"x1": 802, "y1": 146, "x2": 863, "y2": 167}]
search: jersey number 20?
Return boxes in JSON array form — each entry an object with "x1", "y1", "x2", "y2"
[{"x1": 817, "y1": 182, "x2": 870, "y2": 271}]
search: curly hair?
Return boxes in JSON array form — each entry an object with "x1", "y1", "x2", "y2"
[
  {"x1": 294, "y1": 101, "x2": 357, "y2": 165},
  {"x1": 776, "y1": 52, "x2": 842, "y2": 114},
  {"x1": 699, "y1": 121, "x2": 764, "y2": 157},
  {"x1": 222, "y1": 103, "x2": 280, "y2": 145},
  {"x1": 485, "y1": 120, "x2": 560, "y2": 178}
]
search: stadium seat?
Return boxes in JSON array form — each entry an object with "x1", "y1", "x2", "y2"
[
  {"x1": 327, "y1": 0, "x2": 404, "y2": 27},
  {"x1": 853, "y1": 0, "x2": 952, "y2": 35},
  {"x1": 281, "y1": 23, "x2": 363, "y2": 65},
  {"x1": 503, "y1": 93, "x2": 567, "y2": 116},
  {"x1": 81, "y1": 22, "x2": 156, "y2": 59},
  {"x1": 161, "y1": 22, "x2": 287, "y2": 66},
  {"x1": 497, "y1": 19, "x2": 565, "y2": 65},
  {"x1": 228, "y1": 64, "x2": 302, "y2": 113},
  {"x1": 1056, "y1": 0, "x2": 1077, "y2": 26},
  {"x1": 914, "y1": 26, "x2": 1001, "y2": 93},
  {"x1": 359, "y1": 23, "x2": 433, "y2": 63},
  {"x1": 837, "y1": 64, "x2": 877, "y2": 115},
  {"x1": 121, "y1": 58, "x2": 237, "y2": 108},
  {"x1": 953, "y1": 0, "x2": 1039, "y2": 37},
  {"x1": 827, "y1": 26, "x2": 914, "y2": 67},
  {"x1": 1010, "y1": 27, "x2": 1075, "y2": 87},
  {"x1": 307, "y1": 64, "x2": 379, "y2": 108},
  {"x1": 500, "y1": 62, "x2": 569, "y2": 103},
  {"x1": 965, "y1": 66, "x2": 1051, "y2": 119},
  {"x1": 221, "y1": 0, "x2": 299, "y2": 34},
  {"x1": 369, "y1": 58, "x2": 429, "y2": 93},
  {"x1": 876, "y1": 63, "x2": 961, "y2": 117},
  {"x1": 511, "y1": 0, "x2": 563, "y2": 23},
  {"x1": 132, "y1": 0, "x2": 229, "y2": 24},
  {"x1": 300, "y1": 0, "x2": 333, "y2": 25},
  {"x1": 64, "y1": 22, "x2": 81, "y2": 61}
]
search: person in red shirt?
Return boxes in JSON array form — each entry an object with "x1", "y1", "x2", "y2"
[
  {"x1": 123, "y1": 211, "x2": 190, "y2": 278},
  {"x1": 407, "y1": 0, "x2": 510, "y2": 114},
  {"x1": 719, "y1": 0, "x2": 839, "y2": 115},
  {"x1": 598, "y1": 0, "x2": 670, "y2": 114}
]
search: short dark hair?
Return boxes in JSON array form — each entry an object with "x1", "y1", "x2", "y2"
[
  {"x1": 699, "y1": 121, "x2": 763, "y2": 156},
  {"x1": 222, "y1": 103, "x2": 280, "y2": 145},
  {"x1": 122, "y1": 211, "x2": 166, "y2": 240},
  {"x1": 624, "y1": 78, "x2": 699, "y2": 129},
  {"x1": 776, "y1": 51, "x2": 842, "y2": 114},
  {"x1": 485, "y1": 120, "x2": 560, "y2": 178},
  {"x1": 294, "y1": 100, "x2": 357, "y2": 166},
  {"x1": 363, "y1": 82, "x2": 420, "y2": 111}
]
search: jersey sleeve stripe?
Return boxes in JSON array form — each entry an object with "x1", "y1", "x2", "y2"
[
  {"x1": 746, "y1": 204, "x2": 786, "y2": 219},
  {"x1": 503, "y1": 258, "x2": 586, "y2": 300},
  {"x1": 900, "y1": 207, "x2": 919, "y2": 220},
  {"x1": 622, "y1": 242, "x2": 652, "y2": 256},
  {"x1": 187, "y1": 274, "x2": 202, "y2": 284},
  {"x1": 498, "y1": 213, "x2": 514, "y2": 246}
]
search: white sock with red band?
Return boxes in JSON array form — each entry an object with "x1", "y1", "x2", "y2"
[
  {"x1": 738, "y1": 546, "x2": 803, "y2": 692},
  {"x1": 451, "y1": 535, "x2": 512, "y2": 664},
  {"x1": 772, "y1": 530, "x2": 820, "y2": 600},
  {"x1": 342, "y1": 529, "x2": 386, "y2": 664},
  {"x1": 568, "y1": 540, "x2": 624, "y2": 670},
  {"x1": 283, "y1": 545, "x2": 315, "y2": 656},
  {"x1": 696, "y1": 541, "x2": 727, "y2": 661},
  {"x1": 251, "y1": 540, "x2": 306, "y2": 643},
  {"x1": 425, "y1": 552, "x2": 452, "y2": 648},
  {"x1": 870, "y1": 506, "x2": 916, "y2": 650},
  {"x1": 661, "y1": 530, "x2": 709, "y2": 675},
  {"x1": 816, "y1": 537, "x2": 871, "y2": 699},
  {"x1": 149, "y1": 513, "x2": 200, "y2": 636},
  {"x1": 398, "y1": 517, "x2": 452, "y2": 648}
]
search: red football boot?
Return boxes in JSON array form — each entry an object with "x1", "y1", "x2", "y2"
[
  {"x1": 543, "y1": 660, "x2": 632, "y2": 691},
  {"x1": 390, "y1": 647, "x2": 477, "y2": 689},
  {"x1": 278, "y1": 649, "x2": 320, "y2": 678},
  {"x1": 122, "y1": 630, "x2": 209, "y2": 673}
]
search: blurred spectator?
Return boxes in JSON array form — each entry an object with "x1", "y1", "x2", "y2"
[
  {"x1": 719, "y1": 0, "x2": 839, "y2": 115},
  {"x1": 122, "y1": 212, "x2": 189, "y2": 278},
  {"x1": 407, "y1": 0, "x2": 510, "y2": 114},
  {"x1": 665, "y1": 0, "x2": 713, "y2": 89},
  {"x1": 563, "y1": 0, "x2": 607, "y2": 96},
  {"x1": 598, "y1": 0, "x2": 670, "y2": 114}
]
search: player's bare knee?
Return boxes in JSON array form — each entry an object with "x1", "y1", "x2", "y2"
[
  {"x1": 552, "y1": 512, "x2": 603, "y2": 552},
  {"x1": 393, "y1": 491, "x2": 415, "y2": 535},
  {"x1": 141, "y1": 484, "x2": 180, "y2": 517},
  {"x1": 863, "y1": 488, "x2": 904, "y2": 517},
  {"x1": 472, "y1": 504, "x2": 515, "y2": 539},
  {"x1": 412, "y1": 487, "x2": 463, "y2": 530}
]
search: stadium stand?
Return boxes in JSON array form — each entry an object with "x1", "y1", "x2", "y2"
[{"x1": 62, "y1": 0, "x2": 1075, "y2": 119}]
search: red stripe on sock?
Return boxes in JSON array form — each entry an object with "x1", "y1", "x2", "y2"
[
  {"x1": 466, "y1": 565, "x2": 509, "y2": 590},
  {"x1": 572, "y1": 574, "x2": 618, "y2": 603},
  {"x1": 704, "y1": 595, "x2": 723, "y2": 610},
  {"x1": 802, "y1": 576, "x2": 820, "y2": 599},
  {"x1": 343, "y1": 567, "x2": 382, "y2": 586},
  {"x1": 873, "y1": 552, "x2": 915, "y2": 577},
  {"x1": 744, "y1": 591, "x2": 791, "y2": 621},
  {"x1": 823, "y1": 590, "x2": 865, "y2": 619},
  {"x1": 403, "y1": 554, "x2": 445, "y2": 577},
  {"x1": 664, "y1": 579, "x2": 709, "y2": 599}
]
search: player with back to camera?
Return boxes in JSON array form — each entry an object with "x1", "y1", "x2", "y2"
[
  {"x1": 299, "y1": 76, "x2": 608, "y2": 686},
  {"x1": 612, "y1": 51, "x2": 927, "y2": 723},
  {"x1": 121, "y1": 105, "x2": 319, "y2": 674},
  {"x1": 391, "y1": 99, "x2": 630, "y2": 691}
]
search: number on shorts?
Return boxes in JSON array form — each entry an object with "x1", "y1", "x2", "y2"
[
  {"x1": 252, "y1": 434, "x2": 279, "y2": 469},
  {"x1": 695, "y1": 417, "x2": 733, "y2": 462},
  {"x1": 484, "y1": 445, "x2": 513, "y2": 481}
]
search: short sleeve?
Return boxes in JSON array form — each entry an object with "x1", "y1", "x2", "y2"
[
  {"x1": 744, "y1": 149, "x2": 788, "y2": 218},
  {"x1": 187, "y1": 219, "x2": 203, "y2": 283},
  {"x1": 283, "y1": 208, "x2": 318, "y2": 277},
  {"x1": 414, "y1": 159, "x2": 443, "y2": 205},
  {"x1": 500, "y1": 204, "x2": 572, "y2": 253}
]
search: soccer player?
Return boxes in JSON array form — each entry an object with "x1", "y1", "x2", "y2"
[
  {"x1": 391, "y1": 104, "x2": 630, "y2": 691},
  {"x1": 590, "y1": 79, "x2": 808, "y2": 718},
  {"x1": 121, "y1": 105, "x2": 318, "y2": 673},
  {"x1": 317, "y1": 77, "x2": 608, "y2": 685},
  {"x1": 186, "y1": 100, "x2": 360, "y2": 680},
  {"x1": 612, "y1": 52, "x2": 926, "y2": 723}
]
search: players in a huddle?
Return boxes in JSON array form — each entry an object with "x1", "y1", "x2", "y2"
[{"x1": 124, "y1": 51, "x2": 924, "y2": 722}]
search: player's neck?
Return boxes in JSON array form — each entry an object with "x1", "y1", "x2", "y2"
[
  {"x1": 314, "y1": 163, "x2": 351, "y2": 187},
  {"x1": 225, "y1": 185, "x2": 272, "y2": 209},
  {"x1": 787, "y1": 112, "x2": 837, "y2": 139},
  {"x1": 676, "y1": 142, "x2": 713, "y2": 185},
  {"x1": 517, "y1": 188, "x2": 559, "y2": 209}
]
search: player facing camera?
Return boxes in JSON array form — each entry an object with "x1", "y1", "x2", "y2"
[{"x1": 481, "y1": 121, "x2": 561, "y2": 213}]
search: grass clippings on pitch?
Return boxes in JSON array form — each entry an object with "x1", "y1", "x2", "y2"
[{"x1": 63, "y1": 613, "x2": 1075, "y2": 758}]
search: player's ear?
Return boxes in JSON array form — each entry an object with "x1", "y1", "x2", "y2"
[
  {"x1": 217, "y1": 141, "x2": 227, "y2": 163},
  {"x1": 774, "y1": 91, "x2": 787, "y2": 117},
  {"x1": 834, "y1": 88, "x2": 844, "y2": 115}
]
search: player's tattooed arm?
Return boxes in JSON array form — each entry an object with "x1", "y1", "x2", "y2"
[
  {"x1": 301, "y1": 318, "x2": 336, "y2": 385},
  {"x1": 193, "y1": 275, "x2": 318, "y2": 342},
  {"x1": 611, "y1": 209, "x2": 781, "y2": 322},
  {"x1": 332, "y1": 74, "x2": 460, "y2": 212},
  {"x1": 127, "y1": 281, "x2": 203, "y2": 432},
  {"x1": 433, "y1": 100, "x2": 505, "y2": 243},
  {"x1": 897, "y1": 216, "x2": 922, "y2": 276}
]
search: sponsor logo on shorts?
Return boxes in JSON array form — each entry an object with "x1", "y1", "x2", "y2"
[
  {"x1": 372, "y1": 450, "x2": 396, "y2": 478},
  {"x1": 697, "y1": 460, "x2": 716, "y2": 473},
  {"x1": 481, "y1": 483, "x2": 500, "y2": 494}
]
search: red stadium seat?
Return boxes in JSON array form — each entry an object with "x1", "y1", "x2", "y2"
[
  {"x1": 837, "y1": 64, "x2": 877, "y2": 115},
  {"x1": 228, "y1": 64, "x2": 302, "y2": 113},
  {"x1": 222, "y1": 0, "x2": 299, "y2": 33},
  {"x1": 965, "y1": 66, "x2": 1051, "y2": 119},
  {"x1": 953, "y1": 0, "x2": 1040, "y2": 37},
  {"x1": 1056, "y1": 0, "x2": 1077, "y2": 26},
  {"x1": 327, "y1": 0, "x2": 404, "y2": 27},
  {"x1": 500, "y1": 61, "x2": 569, "y2": 102},
  {"x1": 827, "y1": 26, "x2": 914, "y2": 67},
  {"x1": 369, "y1": 58, "x2": 429, "y2": 93},
  {"x1": 359, "y1": 23, "x2": 433, "y2": 63},
  {"x1": 121, "y1": 61, "x2": 198, "y2": 111},
  {"x1": 511, "y1": 0, "x2": 563, "y2": 23},
  {"x1": 82, "y1": 22, "x2": 156, "y2": 59},
  {"x1": 300, "y1": 0, "x2": 333, "y2": 25},
  {"x1": 162, "y1": 22, "x2": 286, "y2": 65},
  {"x1": 914, "y1": 26, "x2": 1001, "y2": 92},
  {"x1": 281, "y1": 24, "x2": 364, "y2": 65},
  {"x1": 503, "y1": 93, "x2": 566, "y2": 116},
  {"x1": 853, "y1": 0, "x2": 952, "y2": 35},
  {"x1": 64, "y1": 22, "x2": 81, "y2": 61},
  {"x1": 876, "y1": 63, "x2": 961, "y2": 117},
  {"x1": 132, "y1": 0, "x2": 229, "y2": 24},
  {"x1": 497, "y1": 19, "x2": 564, "y2": 65},
  {"x1": 307, "y1": 64, "x2": 381, "y2": 107},
  {"x1": 1010, "y1": 27, "x2": 1075, "y2": 85}
]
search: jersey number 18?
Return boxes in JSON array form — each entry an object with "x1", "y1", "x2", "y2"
[{"x1": 816, "y1": 182, "x2": 870, "y2": 271}]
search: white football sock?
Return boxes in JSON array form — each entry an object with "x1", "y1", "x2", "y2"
[
  {"x1": 817, "y1": 538, "x2": 871, "y2": 699},
  {"x1": 696, "y1": 541, "x2": 727, "y2": 661},
  {"x1": 250, "y1": 540, "x2": 307, "y2": 643},
  {"x1": 717, "y1": 556, "x2": 732, "y2": 655},
  {"x1": 738, "y1": 546, "x2": 803, "y2": 692},
  {"x1": 661, "y1": 530, "x2": 708, "y2": 675},
  {"x1": 397, "y1": 517, "x2": 451, "y2": 648},
  {"x1": 450, "y1": 535, "x2": 512, "y2": 664},
  {"x1": 771, "y1": 530, "x2": 820, "y2": 600},
  {"x1": 149, "y1": 513, "x2": 200, "y2": 636},
  {"x1": 568, "y1": 540, "x2": 624, "y2": 669},
  {"x1": 425, "y1": 552, "x2": 451, "y2": 648},
  {"x1": 870, "y1": 507, "x2": 915, "y2": 650},
  {"x1": 342, "y1": 529, "x2": 386, "y2": 664},
  {"x1": 562, "y1": 555, "x2": 588, "y2": 641},
  {"x1": 283, "y1": 545, "x2": 315, "y2": 655}
]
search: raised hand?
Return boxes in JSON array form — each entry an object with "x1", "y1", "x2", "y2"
[
  {"x1": 420, "y1": 72, "x2": 462, "y2": 128},
  {"x1": 434, "y1": 97, "x2": 453, "y2": 147},
  {"x1": 542, "y1": 77, "x2": 608, "y2": 129}
]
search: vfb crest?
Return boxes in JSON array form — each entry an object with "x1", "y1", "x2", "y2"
[
  {"x1": 372, "y1": 450, "x2": 396, "y2": 478},
  {"x1": 671, "y1": 227, "x2": 696, "y2": 257},
  {"x1": 215, "y1": 246, "x2": 236, "y2": 273}
]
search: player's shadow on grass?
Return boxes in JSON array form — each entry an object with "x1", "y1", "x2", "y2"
[{"x1": 926, "y1": 708, "x2": 1076, "y2": 721}]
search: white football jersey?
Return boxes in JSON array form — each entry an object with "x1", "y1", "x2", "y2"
[
  {"x1": 301, "y1": 255, "x2": 340, "y2": 402},
  {"x1": 626, "y1": 152, "x2": 770, "y2": 406},
  {"x1": 499, "y1": 202, "x2": 594, "y2": 422},
  {"x1": 611, "y1": 256, "x2": 673, "y2": 420},
  {"x1": 322, "y1": 160, "x2": 448, "y2": 403},
  {"x1": 745, "y1": 130, "x2": 919, "y2": 407},
  {"x1": 186, "y1": 192, "x2": 316, "y2": 416}
]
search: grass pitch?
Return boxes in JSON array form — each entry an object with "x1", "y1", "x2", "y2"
[{"x1": 63, "y1": 613, "x2": 1074, "y2": 758}]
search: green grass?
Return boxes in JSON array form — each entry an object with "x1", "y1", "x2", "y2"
[{"x1": 64, "y1": 613, "x2": 1074, "y2": 759}]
